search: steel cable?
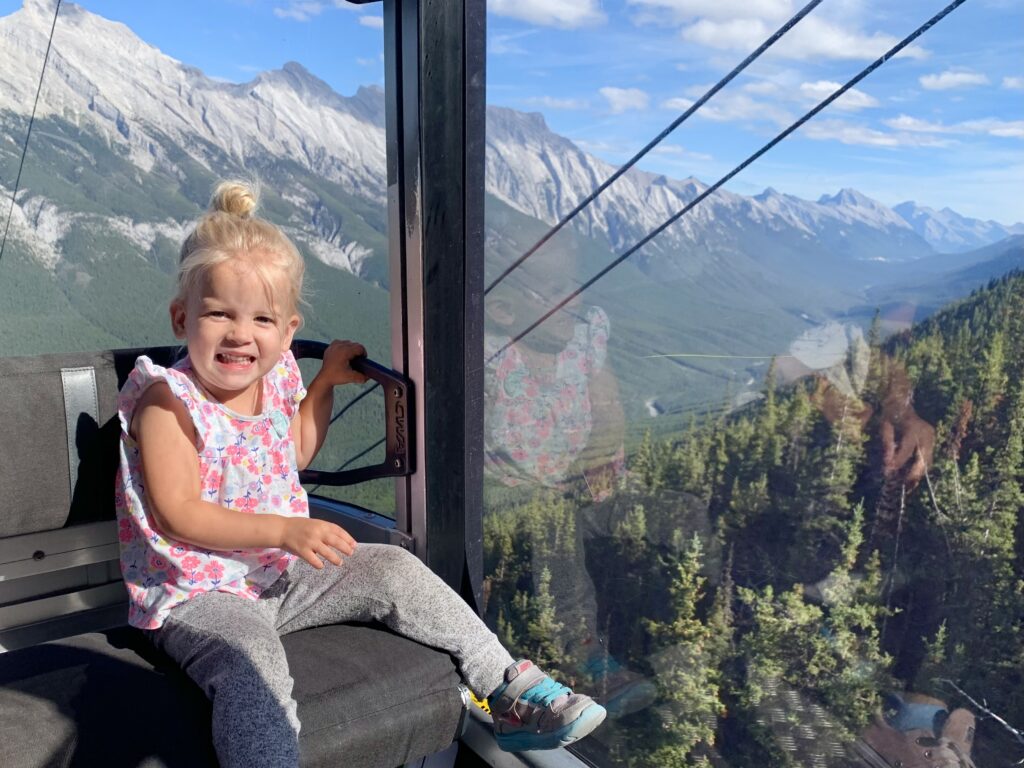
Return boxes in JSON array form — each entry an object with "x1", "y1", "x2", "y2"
[
  {"x1": 484, "y1": 0, "x2": 824, "y2": 295},
  {"x1": 490, "y1": 0, "x2": 970, "y2": 363},
  {"x1": 0, "y1": 0, "x2": 62, "y2": 266}
]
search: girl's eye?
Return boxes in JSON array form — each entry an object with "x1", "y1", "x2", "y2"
[
  {"x1": 256, "y1": 316, "x2": 275, "y2": 324},
  {"x1": 208, "y1": 311, "x2": 228, "y2": 318}
]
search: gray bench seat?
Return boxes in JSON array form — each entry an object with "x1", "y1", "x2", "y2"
[
  {"x1": 0, "y1": 623, "x2": 466, "y2": 768},
  {"x1": 0, "y1": 347, "x2": 469, "y2": 768}
]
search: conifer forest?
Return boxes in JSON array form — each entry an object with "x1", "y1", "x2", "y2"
[{"x1": 482, "y1": 272, "x2": 1024, "y2": 767}]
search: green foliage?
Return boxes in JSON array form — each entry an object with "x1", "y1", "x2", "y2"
[{"x1": 737, "y1": 506, "x2": 891, "y2": 746}]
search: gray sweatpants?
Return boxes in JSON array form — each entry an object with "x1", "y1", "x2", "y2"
[{"x1": 150, "y1": 543, "x2": 513, "y2": 768}]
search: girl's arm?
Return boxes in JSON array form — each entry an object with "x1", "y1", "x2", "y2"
[
  {"x1": 134, "y1": 383, "x2": 355, "y2": 566},
  {"x1": 291, "y1": 339, "x2": 368, "y2": 470}
]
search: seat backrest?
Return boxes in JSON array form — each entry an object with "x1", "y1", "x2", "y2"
[{"x1": 0, "y1": 347, "x2": 182, "y2": 650}]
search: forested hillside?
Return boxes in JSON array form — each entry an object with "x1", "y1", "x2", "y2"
[{"x1": 483, "y1": 271, "x2": 1024, "y2": 766}]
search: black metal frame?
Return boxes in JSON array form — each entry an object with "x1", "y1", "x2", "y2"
[
  {"x1": 292, "y1": 340, "x2": 414, "y2": 487},
  {"x1": 384, "y1": 0, "x2": 486, "y2": 605}
]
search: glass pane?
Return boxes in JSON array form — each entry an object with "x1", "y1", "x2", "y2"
[
  {"x1": 0, "y1": 0, "x2": 393, "y2": 514},
  {"x1": 484, "y1": 1, "x2": 1023, "y2": 766}
]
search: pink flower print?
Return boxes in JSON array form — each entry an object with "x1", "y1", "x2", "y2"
[
  {"x1": 118, "y1": 519, "x2": 133, "y2": 543},
  {"x1": 181, "y1": 555, "x2": 201, "y2": 572},
  {"x1": 276, "y1": 558, "x2": 289, "y2": 572},
  {"x1": 203, "y1": 469, "x2": 223, "y2": 493},
  {"x1": 188, "y1": 588, "x2": 206, "y2": 600},
  {"x1": 236, "y1": 495, "x2": 259, "y2": 513},
  {"x1": 164, "y1": 563, "x2": 181, "y2": 581},
  {"x1": 262, "y1": 432, "x2": 273, "y2": 447},
  {"x1": 290, "y1": 497, "x2": 306, "y2": 515},
  {"x1": 226, "y1": 443, "x2": 247, "y2": 465},
  {"x1": 271, "y1": 494, "x2": 282, "y2": 509},
  {"x1": 149, "y1": 554, "x2": 169, "y2": 571},
  {"x1": 204, "y1": 561, "x2": 225, "y2": 582},
  {"x1": 263, "y1": 474, "x2": 274, "y2": 486}
]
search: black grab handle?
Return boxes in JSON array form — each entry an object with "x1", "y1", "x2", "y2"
[{"x1": 292, "y1": 340, "x2": 415, "y2": 487}]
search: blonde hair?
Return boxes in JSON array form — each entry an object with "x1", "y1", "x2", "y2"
[{"x1": 176, "y1": 180, "x2": 306, "y2": 321}]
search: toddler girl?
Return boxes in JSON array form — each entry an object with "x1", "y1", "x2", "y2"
[{"x1": 115, "y1": 180, "x2": 606, "y2": 767}]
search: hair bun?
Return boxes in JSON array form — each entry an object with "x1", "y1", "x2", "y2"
[{"x1": 209, "y1": 180, "x2": 259, "y2": 218}]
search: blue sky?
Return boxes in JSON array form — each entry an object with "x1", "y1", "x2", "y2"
[{"x1": 3, "y1": 0, "x2": 1022, "y2": 223}]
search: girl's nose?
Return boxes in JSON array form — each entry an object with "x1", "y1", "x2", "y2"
[{"x1": 226, "y1": 321, "x2": 254, "y2": 343}]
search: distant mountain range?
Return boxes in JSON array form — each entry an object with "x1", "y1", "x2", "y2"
[
  {"x1": 891, "y1": 201, "x2": 1024, "y2": 253},
  {"x1": 1, "y1": 0, "x2": 1022, "y2": 427}
]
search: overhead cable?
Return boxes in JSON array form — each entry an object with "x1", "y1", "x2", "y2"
[
  {"x1": 484, "y1": 0, "x2": 824, "y2": 295},
  {"x1": 490, "y1": 0, "x2": 970, "y2": 363},
  {"x1": 0, "y1": 0, "x2": 62, "y2": 266}
]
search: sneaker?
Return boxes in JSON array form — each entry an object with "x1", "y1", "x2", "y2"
[
  {"x1": 583, "y1": 654, "x2": 658, "y2": 718},
  {"x1": 488, "y1": 660, "x2": 607, "y2": 751}
]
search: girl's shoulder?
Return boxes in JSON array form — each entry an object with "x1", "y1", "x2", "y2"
[
  {"x1": 119, "y1": 355, "x2": 196, "y2": 407},
  {"x1": 263, "y1": 349, "x2": 306, "y2": 419},
  {"x1": 117, "y1": 355, "x2": 199, "y2": 439},
  {"x1": 565, "y1": 305, "x2": 610, "y2": 372}
]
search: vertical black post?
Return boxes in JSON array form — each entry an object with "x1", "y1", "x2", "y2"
[{"x1": 385, "y1": 0, "x2": 486, "y2": 607}]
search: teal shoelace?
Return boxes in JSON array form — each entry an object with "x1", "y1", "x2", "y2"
[{"x1": 521, "y1": 677, "x2": 571, "y2": 707}]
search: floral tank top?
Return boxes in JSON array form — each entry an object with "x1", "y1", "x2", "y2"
[
  {"x1": 115, "y1": 351, "x2": 307, "y2": 630},
  {"x1": 485, "y1": 306, "x2": 610, "y2": 487}
]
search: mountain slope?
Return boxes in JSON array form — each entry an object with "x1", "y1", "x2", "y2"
[{"x1": 894, "y1": 200, "x2": 1024, "y2": 253}]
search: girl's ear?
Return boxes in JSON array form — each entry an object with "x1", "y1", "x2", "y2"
[
  {"x1": 169, "y1": 300, "x2": 187, "y2": 339},
  {"x1": 486, "y1": 298, "x2": 516, "y2": 328},
  {"x1": 281, "y1": 314, "x2": 300, "y2": 350}
]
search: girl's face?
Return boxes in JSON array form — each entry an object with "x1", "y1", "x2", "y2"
[{"x1": 170, "y1": 257, "x2": 299, "y2": 414}]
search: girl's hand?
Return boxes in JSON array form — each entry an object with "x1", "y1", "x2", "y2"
[
  {"x1": 281, "y1": 517, "x2": 357, "y2": 569},
  {"x1": 320, "y1": 340, "x2": 369, "y2": 387}
]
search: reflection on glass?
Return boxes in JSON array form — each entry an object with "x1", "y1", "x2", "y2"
[{"x1": 483, "y1": 80, "x2": 1019, "y2": 768}]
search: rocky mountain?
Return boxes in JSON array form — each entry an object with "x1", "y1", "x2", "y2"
[
  {"x1": 3, "y1": 0, "x2": 1016, "y2": 287},
  {"x1": 486, "y1": 107, "x2": 937, "y2": 273},
  {"x1": 893, "y1": 200, "x2": 1024, "y2": 253},
  {"x1": 1, "y1": 0, "x2": 1022, "y2": 423}
]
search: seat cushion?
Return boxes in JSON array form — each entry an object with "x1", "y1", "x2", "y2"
[{"x1": 0, "y1": 624, "x2": 466, "y2": 768}]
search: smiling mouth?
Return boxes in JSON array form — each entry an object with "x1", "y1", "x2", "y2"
[{"x1": 216, "y1": 353, "x2": 256, "y2": 365}]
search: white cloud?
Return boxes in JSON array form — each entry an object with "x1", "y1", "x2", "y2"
[
  {"x1": 1001, "y1": 76, "x2": 1024, "y2": 90},
  {"x1": 358, "y1": 15, "x2": 383, "y2": 29},
  {"x1": 799, "y1": 81, "x2": 879, "y2": 110},
  {"x1": 523, "y1": 96, "x2": 590, "y2": 110},
  {"x1": 651, "y1": 143, "x2": 714, "y2": 161},
  {"x1": 490, "y1": 30, "x2": 537, "y2": 55},
  {"x1": 681, "y1": 14, "x2": 928, "y2": 61},
  {"x1": 490, "y1": 0, "x2": 605, "y2": 29},
  {"x1": 662, "y1": 92, "x2": 791, "y2": 127},
  {"x1": 274, "y1": 1, "x2": 370, "y2": 21},
  {"x1": 883, "y1": 114, "x2": 1024, "y2": 140},
  {"x1": 274, "y1": 2, "x2": 324, "y2": 21},
  {"x1": 627, "y1": 0, "x2": 790, "y2": 25},
  {"x1": 600, "y1": 87, "x2": 650, "y2": 113},
  {"x1": 919, "y1": 70, "x2": 990, "y2": 90},
  {"x1": 681, "y1": 17, "x2": 766, "y2": 50},
  {"x1": 801, "y1": 119, "x2": 952, "y2": 148},
  {"x1": 883, "y1": 115, "x2": 951, "y2": 133},
  {"x1": 960, "y1": 119, "x2": 1024, "y2": 139}
]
